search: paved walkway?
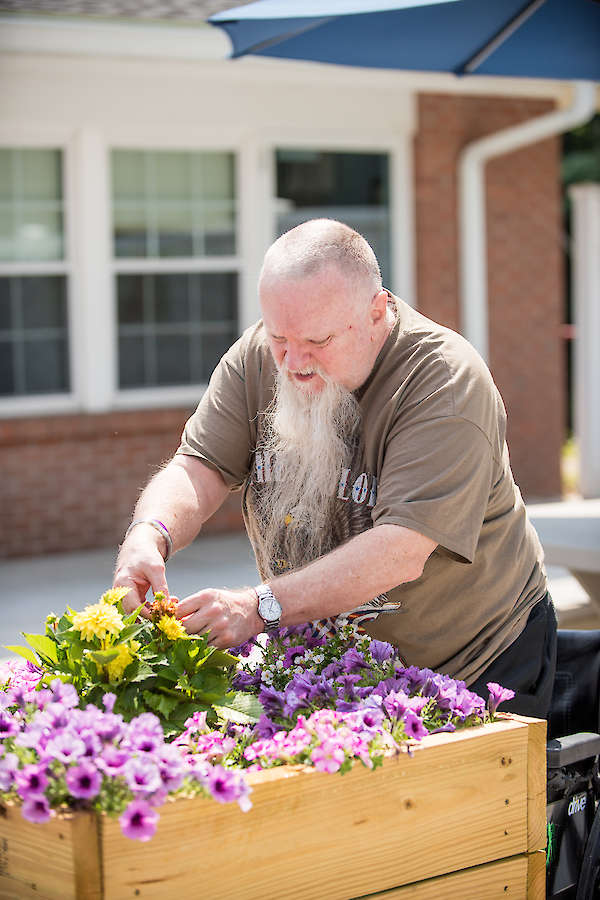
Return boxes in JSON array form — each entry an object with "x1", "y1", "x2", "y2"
[{"x1": 0, "y1": 520, "x2": 596, "y2": 655}]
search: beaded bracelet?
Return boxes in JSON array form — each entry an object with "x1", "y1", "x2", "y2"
[{"x1": 124, "y1": 518, "x2": 173, "y2": 562}]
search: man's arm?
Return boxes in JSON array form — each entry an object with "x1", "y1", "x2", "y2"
[
  {"x1": 175, "y1": 524, "x2": 437, "y2": 648},
  {"x1": 113, "y1": 455, "x2": 229, "y2": 613}
]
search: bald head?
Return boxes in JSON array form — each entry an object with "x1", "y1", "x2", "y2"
[{"x1": 259, "y1": 219, "x2": 382, "y2": 300}]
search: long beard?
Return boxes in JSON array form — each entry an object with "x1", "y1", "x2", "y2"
[{"x1": 251, "y1": 364, "x2": 361, "y2": 579}]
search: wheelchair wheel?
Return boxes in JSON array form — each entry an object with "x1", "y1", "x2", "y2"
[{"x1": 576, "y1": 803, "x2": 600, "y2": 900}]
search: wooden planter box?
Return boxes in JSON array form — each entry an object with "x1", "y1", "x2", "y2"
[{"x1": 0, "y1": 715, "x2": 547, "y2": 900}]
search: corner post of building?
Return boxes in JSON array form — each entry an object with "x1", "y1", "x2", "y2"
[{"x1": 569, "y1": 183, "x2": 600, "y2": 499}]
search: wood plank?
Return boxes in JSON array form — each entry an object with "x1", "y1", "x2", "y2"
[
  {"x1": 527, "y1": 850, "x2": 546, "y2": 899},
  {"x1": 352, "y1": 853, "x2": 531, "y2": 899},
  {"x1": 72, "y1": 810, "x2": 103, "y2": 900},
  {"x1": 0, "y1": 806, "x2": 77, "y2": 900},
  {"x1": 519, "y1": 714, "x2": 547, "y2": 851},
  {"x1": 101, "y1": 717, "x2": 533, "y2": 900}
]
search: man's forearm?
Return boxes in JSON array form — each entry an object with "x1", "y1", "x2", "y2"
[
  {"x1": 128, "y1": 456, "x2": 229, "y2": 555},
  {"x1": 267, "y1": 524, "x2": 437, "y2": 627}
]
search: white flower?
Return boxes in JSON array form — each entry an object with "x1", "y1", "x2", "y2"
[{"x1": 275, "y1": 660, "x2": 284, "y2": 670}]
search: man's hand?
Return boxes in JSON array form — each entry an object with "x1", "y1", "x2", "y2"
[
  {"x1": 113, "y1": 525, "x2": 170, "y2": 616},
  {"x1": 175, "y1": 588, "x2": 263, "y2": 649}
]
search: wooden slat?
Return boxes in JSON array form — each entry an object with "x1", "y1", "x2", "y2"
[
  {"x1": 353, "y1": 853, "x2": 531, "y2": 899},
  {"x1": 0, "y1": 806, "x2": 78, "y2": 900},
  {"x1": 524, "y1": 716, "x2": 548, "y2": 852},
  {"x1": 101, "y1": 717, "x2": 533, "y2": 900},
  {"x1": 72, "y1": 810, "x2": 104, "y2": 900},
  {"x1": 527, "y1": 850, "x2": 547, "y2": 899}
]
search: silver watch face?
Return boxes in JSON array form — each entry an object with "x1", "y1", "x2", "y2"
[{"x1": 258, "y1": 591, "x2": 281, "y2": 622}]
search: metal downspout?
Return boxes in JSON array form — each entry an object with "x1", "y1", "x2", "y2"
[{"x1": 458, "y1": 80, "x2": 597, "y2": 363}]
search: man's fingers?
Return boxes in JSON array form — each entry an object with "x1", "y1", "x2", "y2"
[{"x1": 175, "y1": 591, "x2": 211, "y2": 619}]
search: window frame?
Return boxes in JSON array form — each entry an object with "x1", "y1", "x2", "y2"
[
  {"x1": 0, "y1": 124, "x2": 413, "y2": 418},
  {"x1": 0, "y1": 139, "x2": 77, "y2": 416}
]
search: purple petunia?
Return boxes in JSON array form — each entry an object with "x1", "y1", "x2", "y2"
[
  {"x1": 123, "y1": 757, "x2": 162, "y2": 794},
  {"x1": 21, "y1": 795, "x2": 52, "y2": 824},
  {"x1": 15, "y1": 763, "x2": 48, "y2": 800},
  {"x1": 487, "y1": 682, "x2": 516, "y2": 718},
  {"x1": 65, "y1": 762, "x2": 102, "y2": 799},
  {"x1": 119, "y1": 799, "x2": 159, "y2": 842}
]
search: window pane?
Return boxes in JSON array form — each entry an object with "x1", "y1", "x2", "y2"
[
  {"x1": 156, "y1": 206, "x2": 193, "y2": 258},
  {"x1": 112, "y1": 149, "x2": 236, "y2": 259},
  {"x1": 117, "y1": 271, "x2": 238, "y2": 388},
  {"x1": 200, "y1": 330, "x2": 237, "y2": 381},
  {"x1": 22, "y1": 275, "x2": 66, "y2": 329},
  {"x1": 0, "y1": 149, "x2": 64, "y2": 262},
  {"x1": 23, "y1": 337, "x2": 68, "y2": 393},
  {"x1": 17, "y1": 209, "x2": 64, "y2": 261},
  {"x1": 0, "y1": 276, "x2": 70, "y2": 396},
  {"x1": 155, "y1": 274, "x2": 190, "y2": 323},
  {"x1": 197, "y1": 273, "x2": 237, "y2": 322},
  {"x1": 156, "y1": 334, "x2": 190, "y2": 385},
  {"x1": 0, "y1": 207, "x2": 16, "y2": 262},
  {"x1": 0, "y1": 340, "x2": 15, "y2": 395},
  {"x1": 154, "y1": 152, "x2": 191, "y2": 200},
  {"x1": 114, "y1": 206, "x2": 148, "y2": 258},
  {"x1": 203, "y1": 204, "x2": 236, "y2": 256},
  {"x1": 20, "y1": 150, "x2": 62, "y2": 202},
  {"x1": 0, "y1": 150, "x2": 12, "y2": 201},
  {"x1": 0, "y1": 277, "x2": 12, "y2": 330},
  {"x1": 275, "y1": 149, "x2": 391, "y2": 284},
  {"x1": 118, "y1": 275, "x2": 145, "y2": 324},
  {"x1": 119, "y1": 335, "x2": 146, "y2": 388},
  {"x1": 200, "y1": 154, "x2": 235, "y2": 201}
]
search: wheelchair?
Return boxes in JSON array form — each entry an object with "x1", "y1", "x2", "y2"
[{"x1": 546, "y1": 629, "x2": 600, "y2": 898}]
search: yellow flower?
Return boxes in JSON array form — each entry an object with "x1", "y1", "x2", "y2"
[
  {"x1": 106, "y1": 640, "x2": 140, "y2": 682},
  {"x1": 157, "y1": 615, "x2": 187, "y2": 641},
  {"x1": 72, "y1": 602, "x2": 124, "y2": 642},
  {"x1": 101, "y1": 587, "x2": 131, "y2": 606}
]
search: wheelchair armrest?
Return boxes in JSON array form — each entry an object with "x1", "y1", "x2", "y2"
[{"x1": 547, "y1": 732, "x2": 600, "y2": 769}]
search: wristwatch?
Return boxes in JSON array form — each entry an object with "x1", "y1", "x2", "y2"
[{"x1": 255, "y1": 584, "x2": 282, "y2": 632}]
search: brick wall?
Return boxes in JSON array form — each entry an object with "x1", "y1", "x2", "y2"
[
  {"x1": 0, "y1": 409, "x2": 244, "y2": 559},
  {"x1": 414, "y1": 93, "x2": 564, "y2": 499}
]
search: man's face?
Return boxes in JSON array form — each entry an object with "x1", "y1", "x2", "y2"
[{"x1": 260, "y1": 266, "x2": 380, "y2": 394}]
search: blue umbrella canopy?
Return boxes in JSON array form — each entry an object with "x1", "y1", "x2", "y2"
[{"x1": 210, "y1": 0, "x2": 600, "y2": 81}]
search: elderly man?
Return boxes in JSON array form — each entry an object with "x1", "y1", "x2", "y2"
[{"x1": 114, "y1": 219, "x2": 556, "y2": 717}]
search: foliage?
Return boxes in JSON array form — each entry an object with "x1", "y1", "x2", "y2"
[{"x1": 7, "y1": 589, "x2": 260, "y2": 738}]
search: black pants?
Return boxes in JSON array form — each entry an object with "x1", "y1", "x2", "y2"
[{"x1": 469, "y1": 592, "x2": 558, "y2": 719}]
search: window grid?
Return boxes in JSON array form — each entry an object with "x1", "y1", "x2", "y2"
[
  {"x1": 112, "y1": 149, "x2": 240, "y2": 392},
  {"x1": 0, "y1": 147, "x2": 70, "y2": 400}
]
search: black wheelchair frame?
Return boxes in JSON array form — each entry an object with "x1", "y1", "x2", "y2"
[{"x1": 546, "y1": 629, "x2": 600, "y2": 899}]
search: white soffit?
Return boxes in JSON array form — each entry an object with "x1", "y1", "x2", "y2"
[{"x1": 0, "y1": 13, "x2": 579, "y2": 104}]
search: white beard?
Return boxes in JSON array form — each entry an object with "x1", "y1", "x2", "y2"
[{"x1": 251, "y1": 363, "x2": 361, "y2": 579}]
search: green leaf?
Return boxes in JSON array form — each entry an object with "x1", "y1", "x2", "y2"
[
  {"x1": 85, "y1": 649, "x2": 120, "y2": 666},
  {"x1": 4, "y1": 645, "x2": 39, "y2": 665},
  {"x1": 214, "y1": 692, "x2": 263, "y2": 725},
  {"x1": 199, "y1": 647, "x2": 238, "y2": 669},
  {"x1": 22, "y1": 633, "x2": 58, "y2": 664},
  {"x1": 142, "y1": 691, "x2": 179, "y2": 719},
  {"x1": 124, "y1": 606, "x2": 146, "y2": 626},
  {"x1": 117, "y1": 623, "x2": 146, "y2": 643}
]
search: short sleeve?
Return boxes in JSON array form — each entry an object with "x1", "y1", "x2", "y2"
[
  {"x1": 372, "y1": 416, "x2": 494, "y2": 563},
  {"x1": 176, "y1": 338, "x2": 254, "y2": 490}
]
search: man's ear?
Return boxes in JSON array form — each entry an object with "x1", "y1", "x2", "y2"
[{"x1": 370, "y1": 289, "x2": 389, "y2": 325}]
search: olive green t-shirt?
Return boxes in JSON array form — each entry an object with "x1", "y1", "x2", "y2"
[{"x1": 177, "y1": 298, "x2": 547, "y2": 685}]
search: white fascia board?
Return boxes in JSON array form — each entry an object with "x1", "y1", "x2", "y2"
[{"x1": 0, "y1": 14, "x2": 232, "y2": 61}]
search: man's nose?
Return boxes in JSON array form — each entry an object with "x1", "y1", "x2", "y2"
[{"x1": 284, "y1": 344, "x2": 312, "y2": 372}]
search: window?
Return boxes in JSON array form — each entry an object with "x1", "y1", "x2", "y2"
[
  {"x1": 275, "y1": 150, "x2": 391, "y2": 284},
  {"x1": 112, "y1": 149, "x2": 238, "y2": 390},
  {"x1": 0, "y1": 148, "x2": 70, "y2": 397}
]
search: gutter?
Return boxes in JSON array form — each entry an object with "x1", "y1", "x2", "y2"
[{"x1": 458, "y1": 80, "x2": 597, "y2": 363}]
